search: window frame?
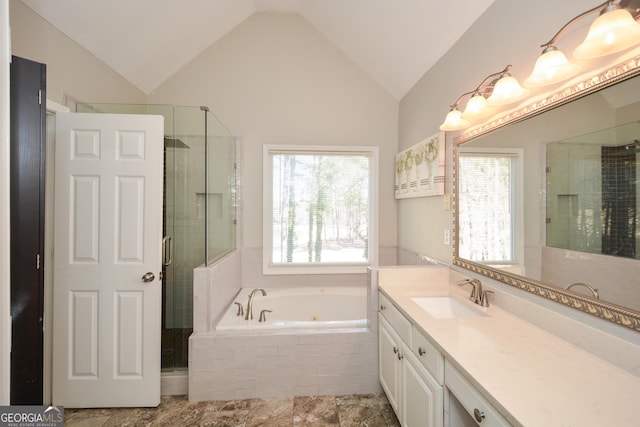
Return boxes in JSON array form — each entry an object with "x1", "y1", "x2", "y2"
[
  {"x1": 262, "y1": 144, "x2": 379, "y2": 275},
  {"x1": 458, "y1": 147, "x2": 524, "y2": 271}
]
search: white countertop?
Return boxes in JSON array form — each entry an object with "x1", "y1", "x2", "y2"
[{"x1": 377, "y1": 268, "x2": 640, "y2": 427}]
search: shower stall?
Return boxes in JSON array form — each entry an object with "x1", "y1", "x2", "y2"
[{"x1": 76, "y1": 103, "x2": 236, "y2": 371}]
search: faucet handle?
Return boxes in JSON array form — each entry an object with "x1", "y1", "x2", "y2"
[
  {"x1": 234, "y1": 302, "x2": 244, "y2": 316},
  {"x1": 457, "y1": 279, "x2": 477, "y2": 301},
  {"x1": 480, "y1": 290, "x2": 494, "y2": 307},
  {"x1": 259, "y1": 309, "x2": 272, "y2": 322}
]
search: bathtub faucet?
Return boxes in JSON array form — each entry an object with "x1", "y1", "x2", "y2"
[{"x1": 245, "y1": 288, "x2": 267, "y2": 320}]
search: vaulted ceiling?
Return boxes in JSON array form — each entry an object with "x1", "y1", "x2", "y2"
[{"x1": 20, "y1": 0, "x2": 496, "y2": 99}]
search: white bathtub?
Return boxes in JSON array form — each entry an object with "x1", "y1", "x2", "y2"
[{"x1": 215, "y1": 286, "x2": 367, "y2": 331}]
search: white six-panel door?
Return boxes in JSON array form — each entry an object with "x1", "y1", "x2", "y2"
[{"x1": 52, "y1": 113, "x2": 163, "y2": 408}]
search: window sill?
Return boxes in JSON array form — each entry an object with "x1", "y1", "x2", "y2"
[{"x1": 262, "y1": 263, "x2": 370, "y2": 275}]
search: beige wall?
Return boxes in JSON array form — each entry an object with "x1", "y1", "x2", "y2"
[
  {"x1": 398, "y1": 0, "x2": 594, "y2": 264},
  {"x1": 149, "y1": 12, "x2": 399, "y2": 255},
  {"x1": 10, "y1": 0, "x2": 146, "y2": 105}
]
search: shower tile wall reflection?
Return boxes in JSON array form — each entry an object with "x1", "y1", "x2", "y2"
[{"x1": 543, "y1": 120, "x2": 640, "y2": 310}]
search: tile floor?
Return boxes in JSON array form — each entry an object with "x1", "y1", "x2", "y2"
[{"x1": 64, "y1": 394, "x2": 401, "y2": 426}]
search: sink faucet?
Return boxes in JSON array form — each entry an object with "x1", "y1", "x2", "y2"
[
  {"x1": 565, "y1": 282, "x2": 599, "y2": 299},
  {"x1": 457, "y1": 279, "x2": 482, "y2": 305},
  {"x1": 245, "y1": 288, "x2": 267, "y2": 320}
]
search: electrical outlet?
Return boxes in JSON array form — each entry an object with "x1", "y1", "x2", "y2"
[{"x1": 444, "y1": 229, "x2": 451, "y2": 245}]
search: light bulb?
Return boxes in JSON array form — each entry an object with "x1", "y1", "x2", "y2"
[
  {"x1": 439, "y1": 109, "x2": 470, "y2": 131},
  {"x1": 461, "y1": 93, "x2": 495, "y2": 121},
  {"x1": 524, "y1": 47, "x2": 581, "y2": 87},
  {"x1": 573, "y1": 8, "x2": 640, "y2": 59},
  {"x1": 486, "y1": 75, "x2": 530, "y2": 106}
]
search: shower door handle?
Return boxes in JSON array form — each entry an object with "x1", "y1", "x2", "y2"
[{"x1": 162, "y1": 236, "x2": 172, "y2": 266}]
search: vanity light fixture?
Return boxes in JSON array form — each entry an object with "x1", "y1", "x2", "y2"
[
  {"x1": 485, "y1": 65, "x2": 530, "y2": 106},
  {"x1": 441, "y1": 1, "x2": 640, "y2": 133},
  {"x1": 525, "y1": 45, "x2": 581, "y2": 87},
  {"x1": 573, "y1": 0, "x2": 640, "y2": 59},
  {"x1": 440, "y1": 65, "x2": 526, "y2": 131},
  {"x1": 526, "y1": 0, "x2": 640, "y2": 87},
  {"x1": 461, "y1": 92, "x2": 496, "y2": 122},
  {"x1": 439, "y1": 102, "x2": 471, "y2": 131}
]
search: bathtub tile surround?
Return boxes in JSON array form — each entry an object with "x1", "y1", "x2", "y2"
[
  {"x1": 189, "y1": 328, "x2": 380, "y2": 401},
  {"x1": 190, "y1": 246, "x2": 382, "y2": 401},
  {"x1": 64, "y1": 394, "x2": 400, "y2": 426},
  {"x1": 193, "y1": 251, "x2": 242, "y2": 334}
]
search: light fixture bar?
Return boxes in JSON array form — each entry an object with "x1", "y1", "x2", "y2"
[
  {"x1": 440, "y1": 65, "x2": 529, "y2": 131},
  {"x1": 440, "y1": 1, "x2": 640, "y2": 135},
  {"x1": 540, "y1": 1, "x2": 610, "y2": 50}
]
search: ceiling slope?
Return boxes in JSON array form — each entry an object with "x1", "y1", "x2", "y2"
[{"x1": 20, "y1": 0, "x2": 495, "y2": 99}]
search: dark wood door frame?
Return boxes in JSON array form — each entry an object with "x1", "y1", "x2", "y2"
[{"x1": 10, "y1": 55, "x2": 46, "y2": 405}]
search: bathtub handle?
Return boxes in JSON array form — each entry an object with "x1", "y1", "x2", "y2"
[
  {"x1": 234, "y1": 302, "x2": 244, "y2": 317},
  {"x1": 259, "y1": 310, "x2": 272, "y2": 323}
]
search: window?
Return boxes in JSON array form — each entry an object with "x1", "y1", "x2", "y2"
[
  {"x1": 458, "y1": 149, "x2": 523, "y2": 268},
  {"x1": 263, "y1": 145, "x2": 378, "y2": 274}
]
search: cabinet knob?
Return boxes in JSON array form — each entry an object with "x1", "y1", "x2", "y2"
[
  {"x1": 418, "y1": 347, "x2": 426, "y2": 356},
  {"x1": 397, "y1": 352, "x2": 403, "y2": 361},
  {"x1": 474, "y1": 408, "x2": 485, "y2": 423},
  {"x1": 380, "y1": 304, "x2": 386, "y2": 311},
  {"x1": 393, "y1": 346, "x2": 398, "y2": 354}
]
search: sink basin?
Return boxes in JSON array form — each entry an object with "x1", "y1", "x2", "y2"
[{"x1": 411, "y1": 296, "x2": 487, "y2": 319}]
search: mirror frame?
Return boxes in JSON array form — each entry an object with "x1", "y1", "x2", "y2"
[{"x1": 453, "y1": 55, "x2": 640, "y2": 332}]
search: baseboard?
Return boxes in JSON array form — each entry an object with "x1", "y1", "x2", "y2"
[{"x1": 161, "y1": 371, "x2": 188, "y2": 396}]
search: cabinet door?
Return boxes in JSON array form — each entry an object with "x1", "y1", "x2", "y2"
[
  {"x1": 403, "y1": 351, "x2": 443, "y2": 427},
  {"x1": 379, "y1": 317, "x2": 401, "y2": 414}
]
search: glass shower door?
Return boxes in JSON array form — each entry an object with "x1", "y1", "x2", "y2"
[
  {"x1": 75, "y1": 102, "x2": 236, "y2": 372},
  {"x1": 162, "y1": 106, "x2": 207, "y2": 371}
]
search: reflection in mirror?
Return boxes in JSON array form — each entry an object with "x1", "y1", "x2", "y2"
[
  {"x1": 546, "y1": 121, "x2": 639, "y2": 260},
  {"x1": 455, "y1": 71, "x2": 640, "y2": 326},
  {"x1": 458, "y1": 148, "x2": 523, "y2": 274}
]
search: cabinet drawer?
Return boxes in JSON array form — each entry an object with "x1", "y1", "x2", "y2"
[
  {"x1": 379, "y1": 292, "x2": 412, "y2": 345},
  {"x1": 379, "y1": 293, "x2": 392, "y2": 321},
  {"x1": 445, "y1": 362, "x2": 511, "y2": 427},
  {"x1": 412, "y1": 326, "x2": 444, "y2": 385},
  {"x1": 390, "y1": 303, "x2": 412, "y2": 345}
]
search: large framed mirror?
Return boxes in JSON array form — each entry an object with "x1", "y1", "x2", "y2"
[{"x1": 453, "y1": 56, "x2": 640, "y2": 332}]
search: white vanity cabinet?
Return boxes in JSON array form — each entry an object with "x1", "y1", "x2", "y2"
[
  {"x1": 378, "y1": 293, "x2": 444, "y2": 427},
  {"x1": 403, "y1": 346, "x2": 444, "y2": 427},
  {"x1": 378, "y1": 315, "x2": 402, "y2": 412}
]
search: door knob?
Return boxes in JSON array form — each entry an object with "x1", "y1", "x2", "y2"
[{"x1": 141, "y1": 272, "x2": 155, "y2": 283}]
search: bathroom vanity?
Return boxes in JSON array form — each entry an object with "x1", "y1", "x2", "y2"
[{"x1": 376, "y1": 266, "x2": 640, "y2": 427}]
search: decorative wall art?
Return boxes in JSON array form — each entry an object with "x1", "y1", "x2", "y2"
[{"x1": 395, "y1": 131, "x2": 445, "y2": 199}]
